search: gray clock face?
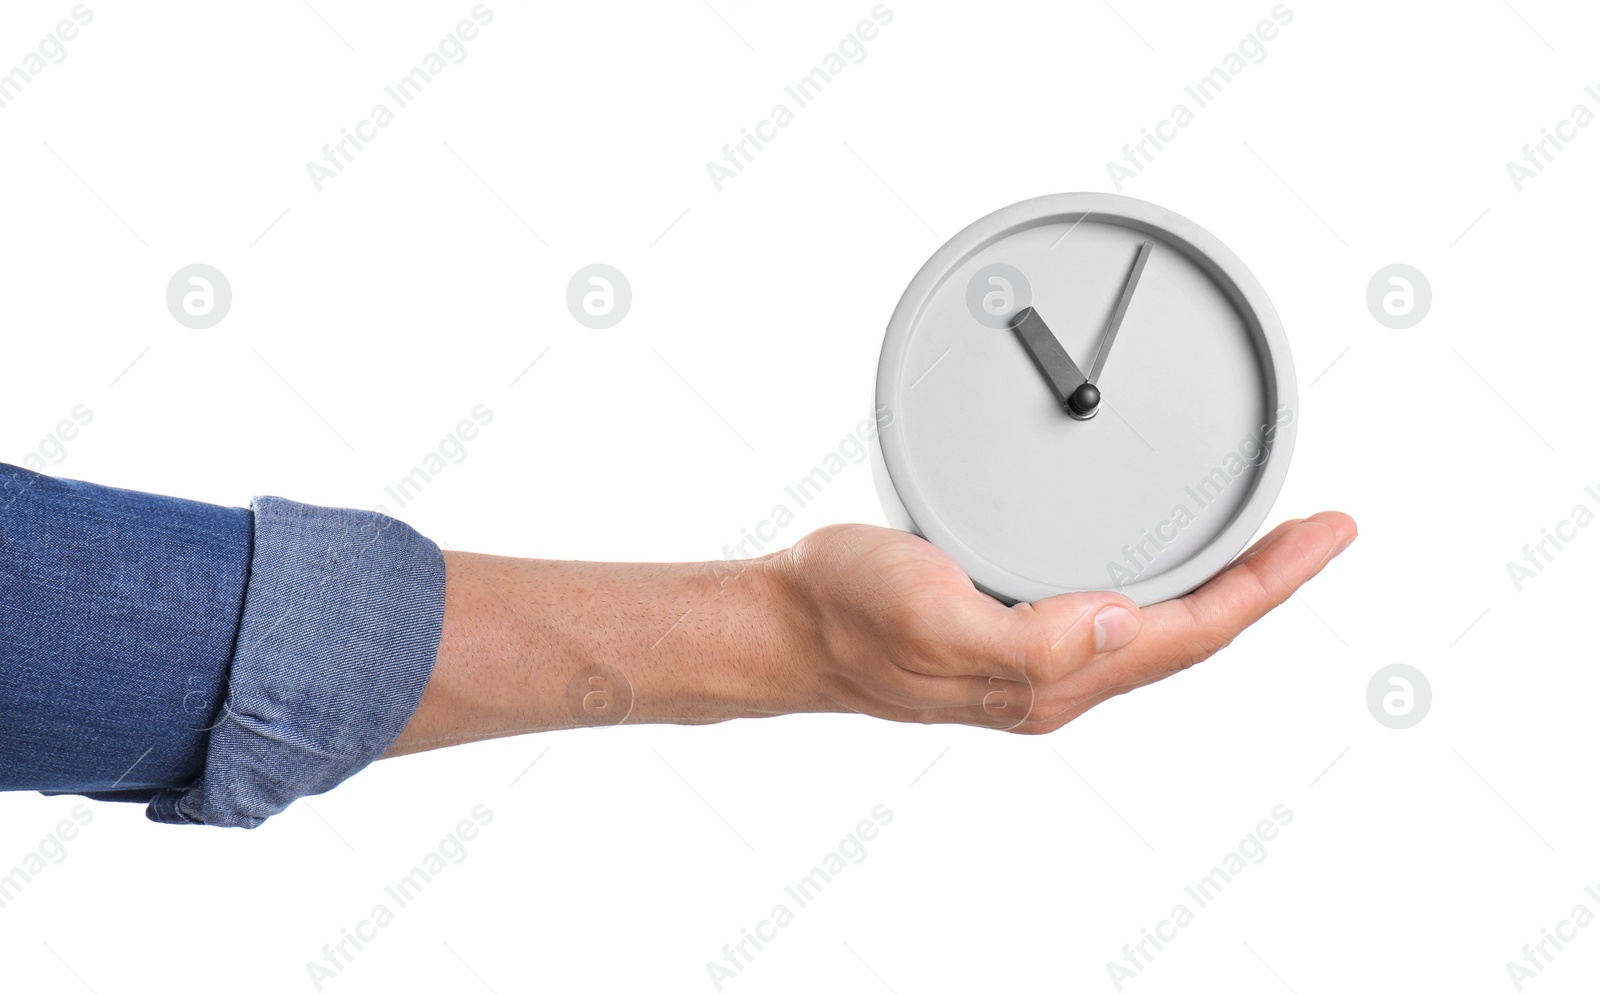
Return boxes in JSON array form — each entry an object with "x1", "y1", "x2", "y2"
[{"x1": 872, "y1": 194, "x2": 1296, "y2": 606}]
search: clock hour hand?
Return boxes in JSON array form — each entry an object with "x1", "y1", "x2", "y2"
[
  {"x1": 1087, "y1": 240, "x2": 1154, "y2": 385},
  {"x1": 1010, "y1": 306, "x2": 1100, "y2": 420}
]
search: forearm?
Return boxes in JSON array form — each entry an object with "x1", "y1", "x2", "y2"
[{"x1": 385, "y1": 549, "x2": 827, "y2": 756}]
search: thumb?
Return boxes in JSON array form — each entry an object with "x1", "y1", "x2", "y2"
[{"x1": 1007, "y1": 591, "x2": 1143, "y2": 684}]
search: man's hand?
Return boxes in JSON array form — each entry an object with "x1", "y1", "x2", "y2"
[
  {"x1": 388, "y1": 512, "x2": 1354, "y2": 755},
  {"x1": 773, "y1": 513, "x2": 1356, "y2": 734}
]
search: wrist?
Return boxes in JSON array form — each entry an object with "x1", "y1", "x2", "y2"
[{"x1": 734, "y1": 549, "x2": 832, "y2": 718}]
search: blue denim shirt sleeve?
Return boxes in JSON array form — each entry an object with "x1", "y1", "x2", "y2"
[
  {"x1": 147, "y1": 496, "x2": 444, "y2": 827},
  {"x1": 1, "y1": 463, "x2": 251, "y2": 797},
  {"x1": 0, "y1": 463, "x2": 445, "y2": 828}
]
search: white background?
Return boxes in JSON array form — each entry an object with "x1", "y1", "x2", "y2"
[{"x1": 2, "y1": 1, "x2": 1597, "y2": 992}]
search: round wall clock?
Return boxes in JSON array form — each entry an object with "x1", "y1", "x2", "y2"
[{"x1": 870, "y1": 193, "x2": 1297, "y2": 607}]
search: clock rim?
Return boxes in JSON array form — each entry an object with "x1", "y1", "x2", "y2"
[{"x1": 872, "y1": 191, "x2": 1298, "y2": 607}]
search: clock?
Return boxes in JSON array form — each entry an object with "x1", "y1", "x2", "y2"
[{"x1": 869, "y1": 193, "x2": 1296, "y2": 607}]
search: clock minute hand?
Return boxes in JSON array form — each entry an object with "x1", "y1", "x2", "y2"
[
  {"x1": 1010, "y1": 306, "x2": 1100, "y2": 419},
  {"x1": 1087, "y1": 240, "x2": 1154, "y2": 385}
]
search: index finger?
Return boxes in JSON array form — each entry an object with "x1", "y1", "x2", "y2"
[{"x1": 1086, "y1": 511, "x2": 1357, "y2": 686}]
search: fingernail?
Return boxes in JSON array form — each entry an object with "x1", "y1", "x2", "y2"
[
  {"x1": 1093, "y1": 606, "x2": 1140, "y2": 653},
  {"x1": 1315, "y1": 528, "x2": 1357, "y2": 568}
]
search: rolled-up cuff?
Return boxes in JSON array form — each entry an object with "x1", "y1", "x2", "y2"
[{"x1": 147, "y1": 496, "x2": 445, "y2": 828}]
